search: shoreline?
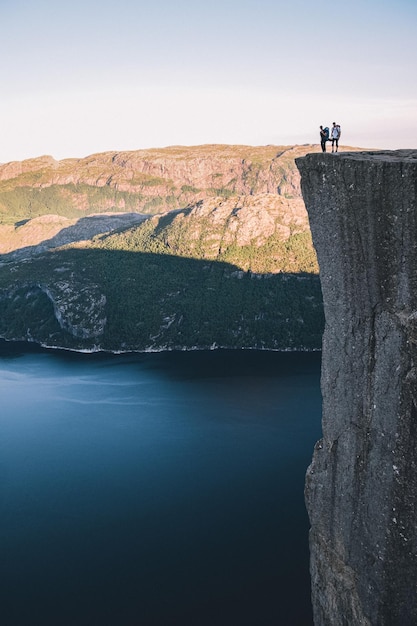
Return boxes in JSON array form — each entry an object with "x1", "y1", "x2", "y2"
[{"x1": 0, "y1": 336, "x2": 322, "y2": 356}]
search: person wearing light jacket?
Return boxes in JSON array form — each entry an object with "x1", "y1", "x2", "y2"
[{"x1": 331, "y1": 122, "x2": 341, "y2": 153}]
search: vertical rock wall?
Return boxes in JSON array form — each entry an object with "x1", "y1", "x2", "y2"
[{"x1": 296, "y1": 151, "x2": 417, "y2": 625}]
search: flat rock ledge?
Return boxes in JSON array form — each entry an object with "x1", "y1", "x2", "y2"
[{"x1": 296, "y1": 150, "x2": 417, "y2": 625}]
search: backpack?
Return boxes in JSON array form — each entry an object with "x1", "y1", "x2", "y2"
[{"x1": 323, "y1": 127, "x2": 330, "y2": 141}]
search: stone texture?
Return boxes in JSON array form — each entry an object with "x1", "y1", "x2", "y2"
[{"x1": 296, "y1": 150, "x2": 417, "y2": 625}]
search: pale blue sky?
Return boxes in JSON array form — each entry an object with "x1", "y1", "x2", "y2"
[{"x1": 1, "y1": 0, "x2": 416, "y2": 161}]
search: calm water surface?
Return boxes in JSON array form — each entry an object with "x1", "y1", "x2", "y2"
[{"x1": 0, "y1": 344, "x2": 322, "y2": 626}]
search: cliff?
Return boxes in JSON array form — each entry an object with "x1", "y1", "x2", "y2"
[
  {"x1": 0, "y1": 145, "x2": 302, "y2": 195},
  {"x1": 296, "y1": 151, "x2": 417, "y2": 625}
]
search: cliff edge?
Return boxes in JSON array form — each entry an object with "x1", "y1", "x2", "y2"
[{"x1": 296, "y1": 151, "x2": 417, "y2": 625}]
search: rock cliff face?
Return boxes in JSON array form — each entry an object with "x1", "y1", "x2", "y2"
[{"x1": 296, "y1": 151, "x2": 417, "y2": 625}]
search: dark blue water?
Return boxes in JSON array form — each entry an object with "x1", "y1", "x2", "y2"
[{"x1": 0, "y1": 344, "x2": 322, "y2": 626}]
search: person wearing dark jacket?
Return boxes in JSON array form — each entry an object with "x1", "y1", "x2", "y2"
[{"x1": 319, "y1": 125, "x2": 328, "y2": 152}]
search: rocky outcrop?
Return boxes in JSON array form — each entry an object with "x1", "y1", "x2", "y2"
[
  {"x1": 39, "y1": 281, "x2": 107, "y2": 339},
  {"x1": 0, "y1": 279, "x2": 107, "y2": 343},
  {"x1": 0, "y1": 155, "x2": 58, "y2": 181},
  {"x1": 112, "y1": 193, "x2": 316, "y2": 273},
  {"x1": 296, "y1": 151, "x2": 417, "y2": 625}
]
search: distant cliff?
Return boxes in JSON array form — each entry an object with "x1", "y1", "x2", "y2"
[{"x1": 296, "y1": 151, "x2": 417, "y2": 625}]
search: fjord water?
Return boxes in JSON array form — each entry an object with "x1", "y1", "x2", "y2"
[{"x1": 0, "y1": 344, "x2": 321, "y2": 626}]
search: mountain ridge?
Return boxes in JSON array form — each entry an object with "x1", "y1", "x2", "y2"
[{"x1": 0, "y1": 143, "x2": 364, "y2": 224}]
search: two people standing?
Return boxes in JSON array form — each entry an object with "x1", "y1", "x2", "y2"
[{"x1": 319, "y1": 122, "x2": 341, "y2": 153}]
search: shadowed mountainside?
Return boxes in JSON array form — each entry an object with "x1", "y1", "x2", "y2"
[{"x1": 0, "y1": 248, "x2": 324, "y2": 352}]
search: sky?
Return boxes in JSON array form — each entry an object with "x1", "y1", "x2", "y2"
[{"x1": 1, "y1": 0, "x2": 416, "y2": 162}]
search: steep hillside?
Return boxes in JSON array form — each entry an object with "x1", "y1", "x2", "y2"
[{"x1": 91, "y1": 194, "x2": 317, "y2": 274}]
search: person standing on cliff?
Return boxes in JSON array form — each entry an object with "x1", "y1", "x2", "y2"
[
  {"x1": 331, "y1": 122, "x2": 341, "y2": 152},
  {"x1": 320, "y1": 125, "x2": 328, "y2": 152}
]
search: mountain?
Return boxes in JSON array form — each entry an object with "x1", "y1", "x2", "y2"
[
  {"x1": 0, "y1": 144, "x2": 307, "y2": 223},
  {"x1": 0, "y1": 144, "x2": 328, "y2": 352}
]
